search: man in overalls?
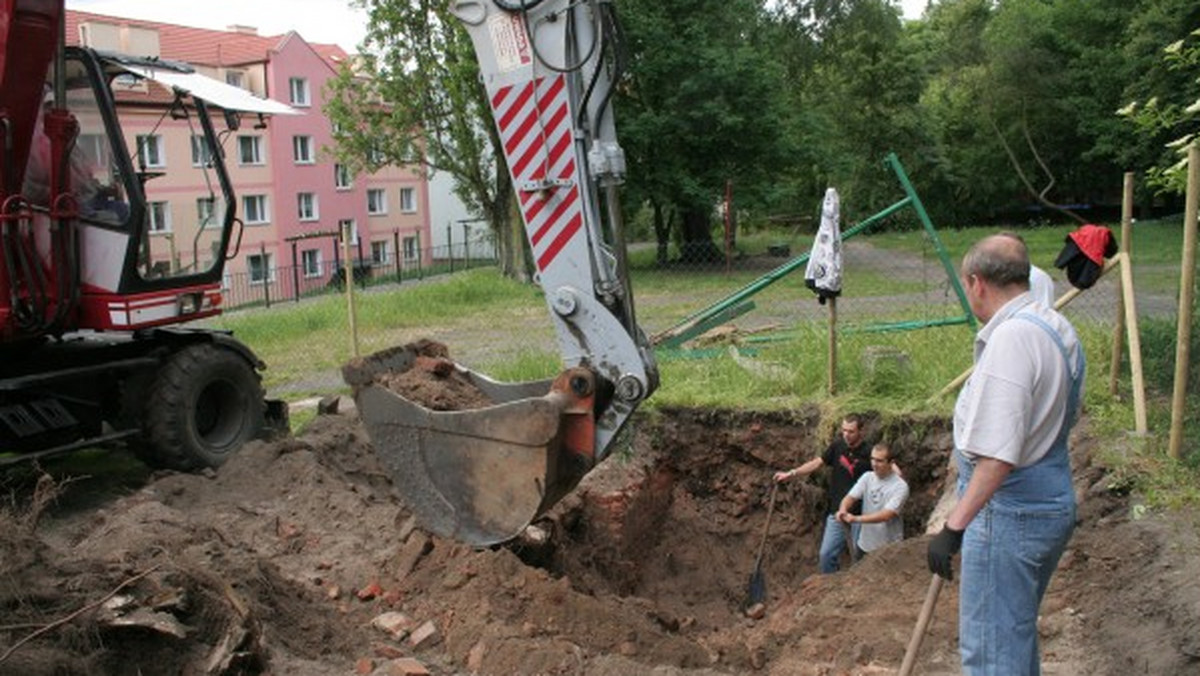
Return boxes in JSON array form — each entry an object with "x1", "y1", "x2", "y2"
[{"x1": 927, "y1": 234, "x2": 1084, "y2": 676}]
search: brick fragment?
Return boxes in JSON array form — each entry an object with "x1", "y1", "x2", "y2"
[{"x1": 388, "y1": 657, "x2": 430, "y2": 676}]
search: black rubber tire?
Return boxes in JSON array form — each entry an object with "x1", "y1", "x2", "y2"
[{"x1": 141, "y1": 343, "x2": 266, "y2": 470}]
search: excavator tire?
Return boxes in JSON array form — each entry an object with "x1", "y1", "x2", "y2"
[{"x1": 139, "y1": 343, "x2": 266, "y2": 471}]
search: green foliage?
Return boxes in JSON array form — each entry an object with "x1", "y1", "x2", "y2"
[
  {"x1": 326, "y1": 0, "x2": 519, "y2": 276},
  {"x1": 1120, "y1": 14, "x2": 1200, "y2": 194}
]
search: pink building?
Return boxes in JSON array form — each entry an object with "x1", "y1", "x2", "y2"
[{"x1": 65, "y1": 10, "x2": 431, "y2": 303}]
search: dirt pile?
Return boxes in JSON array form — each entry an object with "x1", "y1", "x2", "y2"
[{"x1": 1, "y1": 406, "x2": 1198, "y2": 675}]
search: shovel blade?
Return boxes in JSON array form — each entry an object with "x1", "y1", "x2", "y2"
[{"x1": 745, "y1": 563, "x2": 767, "y2": 608}]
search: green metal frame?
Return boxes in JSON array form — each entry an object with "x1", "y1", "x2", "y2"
[{"x1": 652, "y1": 153, "x2": 974, "y2": 352}]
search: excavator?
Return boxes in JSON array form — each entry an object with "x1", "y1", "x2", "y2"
[
  {"x1": 1, "y1": 1, "x2": 288, "y2": 468},
  {"x1": 344, "y1": 0, "x2": 659, "y2": 547}
]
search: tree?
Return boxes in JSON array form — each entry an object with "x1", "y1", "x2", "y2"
[
  {"x1": 1120, "y1": 0, "x2": 1200, "y2": 195},
  {"x1": 325, "y1": 1, "x2": 525, "y2": 279},
  {"x1": 617, "y1": 0, "x2": 791, "y2": 264}
]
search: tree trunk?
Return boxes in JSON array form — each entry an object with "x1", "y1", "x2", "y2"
[
  {"x1": 679, "y1": 208, "x2": 724, "y2": 264},
  {"x1": 652, "y1": 201, "x2": 671, "y2": 267}
]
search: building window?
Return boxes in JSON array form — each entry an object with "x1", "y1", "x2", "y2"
[
  {"x1": 247, "y1": 252, "x2": 274, "y2": 284},
  {"x1": 367, "y1": 145, "x2": 386, "y2": 166},
  {"x1": 371, "y1": 240, "x2": 390, "y2": 265},
  {"x1": 225, "y1": 70, "x2": 245, "y2": 88},
  {"x1": 148, "y1": 201, "x2": 171, "y2": 233},
  {"x1": 403, "y1": 236, "x2": 419, "y2": 261},
  {"x1": 399, "y1": 187, "x2": 416, "y2": 213},
  {"x1": 289, "y1": 77, "x2": 310, "y2": 106},
  {"x1": 136, "y1": 134, "x2": 164, "y2": 168},
  {"x1": 237, "y1": 136, "x2": 264, "y2": 165},
  {"x1": 191, "y1": 135, "x2": 213, "y2": 167},
  {"x1": 242, "y1": 195, "x2": 269, "y2": 224},
  {"x1": 301, "y1": 249, "x2": 322, "y2": 278},
  {"x1": 77, "y1": 134, "x2": 110, "y2": 168},
  {"x1": 335, "y1": 164, "x2": 353, "y2": 190},
  {"x1": 197, "y1": 197, "x2": 216, "y2": 226},
  {"x1": 367, "y1": 188, "x2": 387, "y2": 215},
  {"x1": 293, "y1": 135, "x2": 313, "y2": 164},
  {"x1": 297, "y1": 192, "x2": 318, "y2": 221}
]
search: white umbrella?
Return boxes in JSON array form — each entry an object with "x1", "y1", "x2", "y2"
[{"x1": 805, "y1": 187, "x2": 843, "y2": 304}]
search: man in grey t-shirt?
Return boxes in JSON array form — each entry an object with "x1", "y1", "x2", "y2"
[{"x1": 836, "y1": 443, "x2": 909, "y2": 554}]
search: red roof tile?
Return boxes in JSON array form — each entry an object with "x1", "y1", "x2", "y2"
[{"x1": 65, "y1": 10, "x2": 350, "y2": 69}]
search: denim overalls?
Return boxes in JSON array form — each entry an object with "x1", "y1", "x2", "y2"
[{"x1": 955, "y1": 312, "x2": 1084, "y2": 676}]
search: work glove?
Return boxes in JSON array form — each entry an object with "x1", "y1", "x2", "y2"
[{"x1": 927, "y1": 524, "x2": 964, "y2": 580}]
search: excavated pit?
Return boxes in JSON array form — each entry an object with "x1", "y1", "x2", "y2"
[
  {"x1": 514, "y1": 408, "x2": 954, "y2": 631},
  {"x1": 3, "y1": 379, "x2": 1199, "y2": 674}
]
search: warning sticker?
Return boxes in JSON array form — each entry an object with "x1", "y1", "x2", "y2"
[{"x1": 488, "y1": 12, "x2": 532, "y2": 73}]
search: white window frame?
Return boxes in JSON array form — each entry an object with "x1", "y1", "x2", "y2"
[
  {"x1": 190, "y1": 135, "x2": 212, "y2": 167},
  {"x1": 136, "y1": 134, "x2": 165, "y2": 168},
  {"x1": 242, "y1": 195, "x2": 269, "y2": 225},
  {"x1": 247, "y1": 252, "x2": 275, "y2": 284},
  {"x1": 292, "y1": 135, "x2": 314, "y2": 164},
  {"x1": 237, "y1": 135, "x2": 264, "y2": 166},
  {"x1": 335, "y1": 164, "x2": 353, "y2": 190},
  {"x1": 301, "y1": 249, "x2": 322, "y2": 278},
  {"x1": 367, "y1": 188, "x2": 387, "y2": 215},
  {"x1": 297, "y1": 192, "x2": 318, "y2": 221},
  {"x1": 399, "y1": 186, "x2": 416, "y2": 213},
  {"x1": 371, "y1": 240, "x2": 390, "y2": 265},
  {"x1": 289, "y1": 77, "x2": 310, "y2": 106},
  {"x1": 403, "y1": 235, "x2": 419, "y2": 261},
  {"x1": 225, "y1": 70, "x2": 245, "y2": 88},
  {"x1": 148, "y1": 201, "x2": 171, "y2": 233}
]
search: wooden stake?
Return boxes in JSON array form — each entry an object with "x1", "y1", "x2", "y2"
[
  {"x1": 1110, "y1": 172, "x2": 1134, "y2": 396},
  {"x1": 1117, "y1": 253, "x2": 1148, "y2": 434},
  {"x1": 342, "y1": 222, "x2": 360, "y2": 358},
  {"x1": 828, "y1": 296, "x2": 838, "y2": 396},
  {"x1": 1169, "y1": 144, "x2": 1200, "y2": 460}
]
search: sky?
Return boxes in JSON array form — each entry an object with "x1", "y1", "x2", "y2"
[{"x1": 67, "y1": 1, "x2": 931, "y2": 54}]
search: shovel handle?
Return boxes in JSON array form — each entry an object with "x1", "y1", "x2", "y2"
[
  {"x1": 753, "y1": 482, "x2": 779, "y2": 566},
  {"x1": 898, "y1": 573, "x2": 944, "y2": 676}
]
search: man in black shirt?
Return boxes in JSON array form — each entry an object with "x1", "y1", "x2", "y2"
[{"x1": 774, "y1": 413, "x2": 871, "y2": 573}]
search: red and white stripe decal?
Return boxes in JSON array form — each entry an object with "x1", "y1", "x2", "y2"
[{"x1": 491, "y1": 75, "x2": 581, "y2": 273}]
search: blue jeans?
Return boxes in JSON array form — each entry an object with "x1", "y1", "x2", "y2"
[
  {"x1": 959, "y1": 501, "x2": 1075, "y2": 676},
  {"x1": 818, "y1": 513, "x2": 859, "y2": 574}
]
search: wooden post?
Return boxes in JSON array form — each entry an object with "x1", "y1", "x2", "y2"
[
  {"x1": 1117, "y1": 253, "x2": 1148, "y2": 434},
  {"x1": 342, "y1": 221, "x2": 360, "y2": 359},
  {"x1": 1169, "y1": 144, "x2": 1200, "y2": 460},
  {"x1": 827, "y1": 296, "x2": 838, "y2": 396},
  {"x1": 1110, "y1": 172, "x2": 1134, "y2": 396}
]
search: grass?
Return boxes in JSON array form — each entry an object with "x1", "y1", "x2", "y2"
[{"x1": 208, "y1": 221, "x2": 1199, "y2": 507}]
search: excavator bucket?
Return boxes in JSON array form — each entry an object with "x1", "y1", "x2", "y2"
[{"x1": 343, "y1": 342, "x2": 598, "y2": 547}]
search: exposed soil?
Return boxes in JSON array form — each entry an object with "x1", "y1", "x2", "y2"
[{"x1": 1, "y1": 374, "x2": 1198, "y2": 675}]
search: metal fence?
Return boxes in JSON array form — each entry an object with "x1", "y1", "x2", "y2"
[{"x1": 221, "y1": 242, "x2": 497, "y2": 310}]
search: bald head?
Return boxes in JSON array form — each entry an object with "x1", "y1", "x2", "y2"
[{"x1": 962, "y1": 234, "x2": 1031, "y2": 290}]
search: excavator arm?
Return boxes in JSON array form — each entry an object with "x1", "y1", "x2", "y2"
[{"x1": 344, "y1": 0, "x2": 657, "y2": 547}]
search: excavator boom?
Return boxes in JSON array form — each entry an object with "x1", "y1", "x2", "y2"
[{"x1": 346, "y1": 0, "x2": 657, "y2": 546}]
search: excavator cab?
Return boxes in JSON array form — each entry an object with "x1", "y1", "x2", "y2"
[{"x1": 345, "y1": 0, "x2": 657, "y2": 547}]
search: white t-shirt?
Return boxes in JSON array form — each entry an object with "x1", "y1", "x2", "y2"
[
  {"x1": 954, "y1": 294, "x2": 1084, "y2": 467},
  {"x1": 1029, "y1": 265, "x2": 1055, "y2": 307},
  {"x1": 847, "y1": 471, "x2": 909, "y2": 553}
]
